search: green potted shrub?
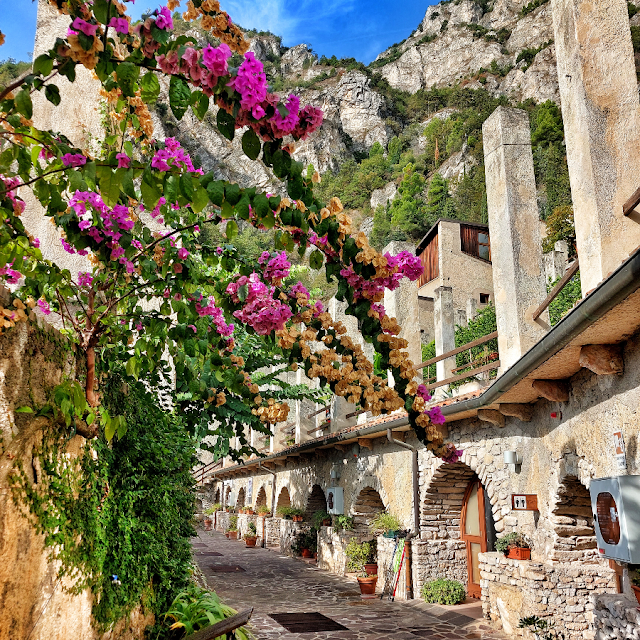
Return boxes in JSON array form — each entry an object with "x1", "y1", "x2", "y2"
[
  {"x1": 345, "y1": 538, "x2": 378, "y2": 597},
  {"x1": 256, "y1": 504, "x2": 271, "y2": 517},
  {"x1": 276, "y1": 505, "x2": 293, "y2": 520},
  {"x1": 290, "y1": 507, "x2": 305, "y2": 522},
  {"x1": 292, "y1": 528, "x2": 317, "y2": 558},
  {"x1": 311, "y1": 510, "x2": 332, "y2": 528},
  {"x1": 334, "y1": 515, "x2": 355, "y2": 533},
  {"x1": 243, "y1": 522, "x2": 258, "y2": 547},
  {"x1": 421, "y1": 579, "x2": 466, "y2": 605},
  {"x1": 226, "y1": 515, "x2": 239, "y2": 540},
  {"x1": 496, "y1": 532, "x2": 531, "y2": 560},
  {"x1": 204, "y1": 506, "x2": 217, "y2": 531},
  {"x1": 369, "y1": 512, "x2": 403, "y2": 538}
]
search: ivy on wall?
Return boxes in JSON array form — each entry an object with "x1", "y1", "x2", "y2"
[{"x1": 11, "y1": 373, "x2": 196, "y2": 632}]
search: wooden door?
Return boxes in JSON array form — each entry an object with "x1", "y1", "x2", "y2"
[{"x1": 461, "y1": 479, "x2": 487, "y2": 598}]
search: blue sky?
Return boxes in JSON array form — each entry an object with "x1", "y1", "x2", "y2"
[{"x1": 1, "y1": 0, "x2": 434, "y2": 64}]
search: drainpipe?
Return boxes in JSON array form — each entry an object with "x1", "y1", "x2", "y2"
[
  {"x1": 258, "y1": 461, "x2": 277, "y2": 548},
  {"x1": 387, "y1": 429, "x2": 418, "y2": 600}
]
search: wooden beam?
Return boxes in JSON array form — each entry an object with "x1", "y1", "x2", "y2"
[
  {"x1": 623, "y1": 185, "x2": 640, "y2": 216},
  {"x1": 425, "y1": 361, "x2": 500, "y2": 390},
  {"x1": 416, "y1": 331, "x2": 498, "y2": 370},
  {"x1": 346, "y1": 408, "x2": 366, "y2": 419},
  {"x1": 532, "y1": 259, "x2": 580, "y2": 322},
  {"x1": 579, "y1": 343, "x2": 624, "y2": 375},
  {"x1": 477, "y1": 408, "x2": 505, "y2": 428},
  {"x1": 532, "y1": 379, "x2": 570, "y2": 402},
  {"x1": 333, "y1": 443, "x2": 347, "y2": 452},
  {"x1": 358, "y1": 438, "x2": 373, "y2": 450},
  {"x1": 300, "y1": 452, "x2": 315, "y2": 460},
  {"x1": 306, "y1": 406, "x2": 329, "y2": 419},
  {"x1": 498, "y1": 403, "x2": 534, "y2": 422},
  {"x1": 184, "y1": 608, "x2": 253, "y2": 640},
  {"x1": 273, "y1": 459, "x2": 286, "y2": 467}
]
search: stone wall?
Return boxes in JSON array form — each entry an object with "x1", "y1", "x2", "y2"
[
  {"x1": 479, "y1": 552, "x2": 617, "y2": 639},
  {"x1": 317, "y1": 526, "x2": 356, "y2": 576},
  {"x1": 264, "y1": 516, "x2": 281, "y2": 547},
  {"x1": 279, "y1": 520, "x2": 304, "y2": 554},
  {"x1": 377, "y1": 536, "x2": 409, "y2": 599},
  {"x1": 593, "y1": 594, "x2": 640, "y2": 640}
]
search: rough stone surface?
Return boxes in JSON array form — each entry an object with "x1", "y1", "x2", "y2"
[
  {"x1": 370, "y1": 182, "x2": 398, "y2": 210},
  {"x1": 434, "y1": 286, "x2": 456, "y2": 382}
]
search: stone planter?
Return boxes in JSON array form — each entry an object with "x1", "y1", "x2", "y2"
[
  {"x1": 301, "y1": 548, "x2": 313, "y2": 558},
  {"x1": 357, "y1": 575, "x2": 378, "y2": 598},
  {"x1": 506, "y1": 547, "x2": 531, "y2": 560},
  {"x1": 228, "y1": 531, "x2": 238, "y2": 540},
  {"x1": 244, "y1": 535, "x2": 257, "y2": 548},
  {"x1": 632, "y1": 585, "x2": 640, "y2": 606},
  {"x1": 364, "y1": 563, "x2": 378, "y2": 576}
]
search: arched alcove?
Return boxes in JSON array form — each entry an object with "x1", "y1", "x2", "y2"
[
  {"x1": 214, "y1": 488, "x2": 220, "y2": 504},
  {"x1": 352, "y1": 486, "x2": 385, "y2": 535},
  {"x1": 255, "y1": 486, "x2": 267, "y2": 508},
  {"x1": 552, "y1": 475, "x2": 596, "y2": 559},
  {"x1": 236, "y1": 487, "x2": 246, "y2": 509},
  {"x1": 225, "y1": 486, "x2": 231, "y2": 505},
  {"x1": 276, "y1": 486, "x2": 291, "y2": 513},
  {"x1": 305, "y1": 484, "x2": 327, "y2": 521}
]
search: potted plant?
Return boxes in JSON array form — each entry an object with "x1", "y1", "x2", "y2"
[
  {"x1": 290, "y1": 507, "x2": 305, "y2": 522},
  {"x1": 203, "y1": 506, "x2": 216, "y2": 531},
  {"x1": 256, "y1": 505, "x2": 271, "y2": 517},
  {"x1": 243, "y1": 522, "x2": 258, "y2": 547},
  {"x1": 496, "y1": 532, "x2": 532, "y2": 560},
  {"x1": 244, "y1": 507, "x2": 255, "y2": 515},
  {"x1": 369, "y1": 512, "x2": 403, "y2": 538},
  {"x1": 226, "y1": 516, "x2": 239, "y2": 540},
  {"x1": 292, "y1": 528, "x2": 317, "y2": 558},
  {"x1": 312, "y1": 510, "x2": 332, "y2": 529},
  {"x1": 630, "y1": 566, "x2": 640, "y2": 605},
  {"x1": 345, "y1": 538, "x2": 378, "y2": 597},
  {"x1": 421, "y1": 578, "x2": 466, "y2": 605},
  {"x1": 276, "y1": 505, "x2": 293, "y2": 520},
  {"x1": 334, "y1": 515, "x2": 355, "y2": 533}
]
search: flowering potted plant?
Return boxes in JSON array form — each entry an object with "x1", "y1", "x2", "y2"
[
  {"x1": 496, "y1": 532, "x2": 531, "y2": 560},
  {"x1": 290, "y1": 507, "x2": 305, "y2": 522},
  {"x1": 226, "y1": 516, "x2": 239, "y2": 540},
  {"x1": 243, "y1": 522, "x2": 258, "y2": 547},
  {"x1": 346, "y1": 538, "x2": 378, "y2": 597},
  {"x1": 256, "y1": 505, "x2": 271, "y2": 517}
]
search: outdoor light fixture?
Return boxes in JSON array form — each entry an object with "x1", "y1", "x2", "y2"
[
  {"x1": 330, "y1": 465, "x2": 341, "y2": 481},
  {"x1": 503, "y1": 450, "x2": 522, "y2": 472}
]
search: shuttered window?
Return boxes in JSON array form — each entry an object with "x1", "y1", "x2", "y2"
[{"x1": 418, "y1": 234, "x2": 439, "y2": 287}]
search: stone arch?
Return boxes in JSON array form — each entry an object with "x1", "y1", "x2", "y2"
[
  {"x1": 255, "y1": 486, "x2": 267, "y2": 508},
  {"x1": 305, "y1": 484, "x2": 327, "y2": 521},
  {"x1": 276, "y1": 486, "x2": 291, "y2": 513},
  {"x1": 236, "y1": 487, "x2": 245, "y2": 509},
  {"x1": 551, "y1": 475, "x2": 597, "y2": 560},
  {"x1": 352, "y1": 486, "x2": 386, "y2": 535},
  {"x1": 350, "y1": 474, "x2": 391, "y2": 515}
]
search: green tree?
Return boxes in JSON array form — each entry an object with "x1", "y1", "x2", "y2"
[{"x1": 426, "y1": 173, "x2": 450, "y2": 218}]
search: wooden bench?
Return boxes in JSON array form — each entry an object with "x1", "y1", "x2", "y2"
[{"x1": 184, "y1": 608, "x2": 253, "y2": 640}]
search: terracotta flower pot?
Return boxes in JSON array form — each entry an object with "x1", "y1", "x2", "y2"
[
  {"x1": 632, "y1": 585, "x2": 640, "y2": 606},
  {"x1": 293, "y1": 515, "x2": 303, "y2": 522},
  {"x1": 506, "y1": 547, "x2": 531, "y2": 560},
  {"x1": 225, "y1": 532, "x2": 230, "y2": 538},
  {"x1": 364, "y1": 563, "x2": 378, "y2": 576},
  {"x1": 322, "y1": 518, "x2": 332, "y2": 526},
  {"x1": 245, "y1": 509, "x2": 254, "y2": 515},
  {"x1": 204, "y1": 518, "x2": 213, "y2": 531},
  {"x1": 357, "y1": 575, "x2": 378, "y2": 597},
  {"x1": 244, "y1": 536, "x2": 258, "y2": 547},
  {"x1": 228, "y1": 531, "x2": 238, "y2": 540},
  {"x1": 301, "y1": 548, "x2": 313, "y2": 558}
]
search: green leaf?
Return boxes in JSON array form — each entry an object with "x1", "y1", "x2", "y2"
[
  {"x1": 126, "y1": 356, "x2": 139, "y2": 380},
  {"x1": 191, "y1": 186, "x2": 209, "y2": 213},
  {"x1": 44, "y1": 84, "x2": 61, "y2": 106},
  {"x1": 96, "y1": 166, "x2": 124, "y2": 207},
  {"x1": 179, "y1": 173, "x2": 194, "y2": 200},
  {"x1": 33, "y1": 54, "x2": 53, "y2": 77},
  {"x1": 92, "y1": 0, "x2": 111, "y2": 23},
  {"x1": 241, "y1": 129, "x2": 261, "y2": 161},
  {"x1": 104, "y1": 416, "x2": 116, "y2": 442},
  {"x1": 193, "y1": 92, "x2": 209, "y2": 120},
  {"x1": 252, "y1": 193, "x2": 270, "y2": 219},
  {"x1": 237, "y1": 283, "x2": 248, "y2": 301},
  {"x1": 216, "y1": 108, "x2": 235, "y2": 141},
  {"x1": 116, "y1": 61, "x2": 140, "y2": 98},
  {"x1": 226, "y1": 220, "x2": 238, "y2": 241},
  {"x1": 225, "y1": 183, "x2": 241, "y2": 206},
  {"x1": 169, "y1": 76, "x2": 191, "y2": 120},
  {"x1": 310, "y1": 250, "x2": 324, "y2": 270},
  {"x1": 140, "y1": 179, "x2": 161, "y2": 211},
  {"x1": 140, "y1": 71, "x2": 160, "y2": 104},
  {"x1": 15, "y1": 89, "x2": 33, "y2": 120},
  {"x1": 15, "y1": 406, "x2": 34, "y2": 413},
  {"x1": 207, "y1": 180, "x2": 225, "y2": 206},
  {"x1": 262, "y1": 212, "x2": 275, "y2": 229}
]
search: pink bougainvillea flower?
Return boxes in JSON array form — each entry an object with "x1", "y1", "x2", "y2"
[
  {"x1": 202, "y1": 43, "x2": 231, "y2": 76},
  {"x1": 71, "y1": 17, "x2": 99, "y2": 37},
  {"x1": 62, "y1": 153, "x2": 87, "y2": 167},
  {"x1": 77, "y1": 272, "x2": 93, "y2": 288},
  {"x1": 116, "y1": 153, "x2": 131, "y2": 169},
  {"x1": 177, "y1": 247, "x2": 189, "y2": 260},
  {"x1": 108, "y1": 17, "x2": 130, "y2": 34},
  {"x1": 154, "y1": 6, "x2": 173, "y2": 30},
  {"x1": 32, "y1": 238, "x2": 40, "y2": 248},
  {"x1": 188, "y1": 324, "x2": 197, "y2": 333},
  {"x1": 37, "y1": 299, "x2": 51, "y2": 315},
  {"x1": 427, "y1": 405, "x2": 446, "y2": 425}
]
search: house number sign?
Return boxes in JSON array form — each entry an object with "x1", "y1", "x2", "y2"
[{"x1": 511, "y1": 494, "x2": 538, "y2": 511}]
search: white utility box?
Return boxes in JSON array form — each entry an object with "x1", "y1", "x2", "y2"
[
  {"x1": 326, "y1": 487, "x2": 344, "y2": 515},
  {"x1": 589, "y1": 475, "x2": 640, "y2": 563}
]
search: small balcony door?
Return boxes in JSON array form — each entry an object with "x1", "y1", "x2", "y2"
[{"x1": 461, "y1": 479, "x2": 487, "y2": 598}]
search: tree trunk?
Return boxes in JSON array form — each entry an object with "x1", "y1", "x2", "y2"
[{"x1": 86, "y1": 346, "x2": 98, "y2": 407}]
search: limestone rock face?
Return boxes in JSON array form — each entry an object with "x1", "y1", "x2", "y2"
[
  {"x1": 370, "y1": 182, "x2": 398, "y2": 210},
  {"x1": 248, "y1": 35, "x2": 282, "y2": 62},
  {"x1": 281, "y1": 44, "x2": 317, "y2": 77}
]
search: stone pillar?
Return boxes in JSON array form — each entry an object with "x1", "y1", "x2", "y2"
[
  {"x1": 434, "y1": 286, "x2": 455, "y2": 382},
  {"x1": 466, "y1": 297, "x2": 479, "y2": 322},
  {"x1": 383, "y1": 241, "x2": 423, "y2": 375},
  {"x1": 544, "y1": 240, "x2": 569, "y2": 284},
  {"x1": 483, "y1": 107, "x2": 548, "y2": 371},
  {"x1": 551, "y1": 0, "x2": 640, "y2": 294},
  {"x1": 455, "y1": 309, "x2": 467, "y2": 329}
]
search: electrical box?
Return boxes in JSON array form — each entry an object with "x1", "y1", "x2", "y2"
[
  {"x1": 326, "y1": 487, "x2": 344, "y2": 515},
  {"x1": 589, "y1": 475, "x2": 640, "y2": 563}
]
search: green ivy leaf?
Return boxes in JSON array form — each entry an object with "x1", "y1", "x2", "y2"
[
  {"x1": 15, "y1": 89, "x2": 33, "y2": 120},
  {"x1": 217, "y1": 108, "x2": 235, "y2": 141},
  {"x1": 44, "y1": 85, "x2": 61, "y2": 106},
  {"x1": 241, "y1": 129, "x2": 261, "y2": 161},
  {"x1": 140, "y1": 72, "x2": 160, "y2": 104},
  {"x1": 169, "y1": 76, "x2": 191, "y2": 120},
  {"x1": 309, "y1": 250, "x2": 324, "y2": 270}
]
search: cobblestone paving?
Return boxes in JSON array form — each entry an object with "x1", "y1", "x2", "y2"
[{"x1": 193, "y1": 531, "x2": 509, "y2": 640}]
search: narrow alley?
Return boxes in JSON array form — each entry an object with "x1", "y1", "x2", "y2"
[{"x1": 192, "y1": 532, "x2": 508, "y2": 639}]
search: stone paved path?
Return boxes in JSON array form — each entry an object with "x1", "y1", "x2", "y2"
[{"x1": 193, "y1": 531, "x2": 509, "y2": 640}]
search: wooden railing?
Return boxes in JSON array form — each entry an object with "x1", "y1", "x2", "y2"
[
  {"x1": 184, "y1": 608, "x2": 253, "y2": 640},
  {"x1": 415, "y1": 331, "x2": 498, "y2": 371},
  {"x1": 193, "y1": 459, "x2": 222, "y2": 486},
  {"x1": 532, "y1": 258, "x2": 579, "y2": 322},
  {"x1": 623, "y1": 186, "x2": 640, "y2": 217}
]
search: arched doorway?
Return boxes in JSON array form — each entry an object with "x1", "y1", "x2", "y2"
[
  {"x1": 237, "y1": 487, "x2": 246, "y2": 509},
  {"x1": 461, "y1": 478, "x2": 489, "y2": 598},
  {"x1": 352, "y1": 487, "x2": 385, "y2": 535},
  {"x1": 255, "y1": 486, "x2": 267, "y2": 508},
  {"x1": 305, "y1": 484, "x2": 327, "y2": 521},
  {"x1": 276, "y1": 486, "x2": 291, "y2": 514},
  {"x1": 214, "y1": 488, "x2": 220, "y2": 504}
]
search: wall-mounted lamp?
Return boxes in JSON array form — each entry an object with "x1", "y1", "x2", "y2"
[
  {"x1": 503, "y1": 450, "x2": 522, "y2": 473},
  {"x1": 330, "y1": 465, "x2": 341, "y2": 481}
]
